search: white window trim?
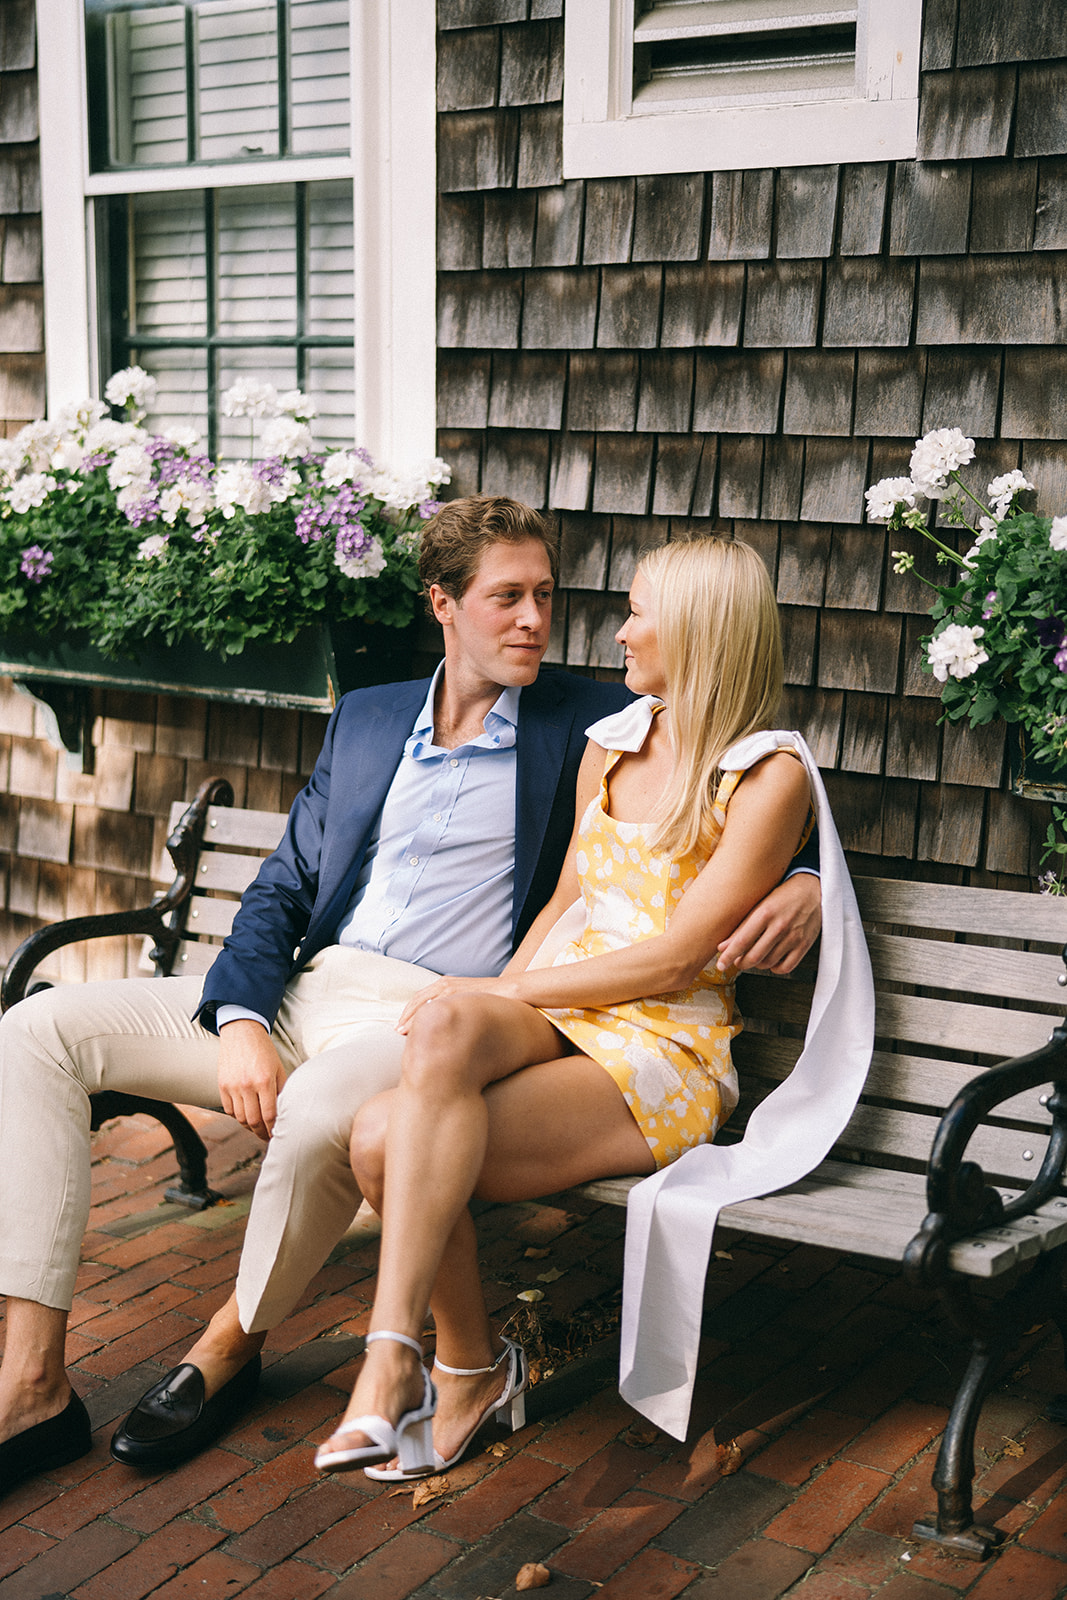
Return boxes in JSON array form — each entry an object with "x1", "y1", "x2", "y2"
[
  {"x1": 35, "y1": 0, "x2": 436, "y2": 473},
  {"x1": 563, "y1": 0, "x2": 922, "y2": 178}
]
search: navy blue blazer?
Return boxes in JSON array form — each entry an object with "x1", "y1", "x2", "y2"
[{"x1": 197, "y1": 669, "x2": 632, "y2": 1031}]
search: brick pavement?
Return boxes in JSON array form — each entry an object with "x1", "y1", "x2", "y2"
[{"x1": 3, "y1": 1109, "x2": 1067, "y2": 1598}]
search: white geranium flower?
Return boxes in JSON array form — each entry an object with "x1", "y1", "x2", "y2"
[
  {"x1": 0, "y1": 437, "x2": 22, "y2": 485},
  {"x1": 927, "y1": 623, "x2": 988, "y2": 683},
  {"x1": 962, "y1": 517, "x2": 1000, "y2": 567},
  {"x1": 1050, "y1": 517, "x2": 1067, "y2": 553},
  {"x1": 987, "y1": 469, "x2": 1034, "y2": 520},
  {"x1": 258, "y1": 415, "x2": 315, "y2": 460},
  {"x1": 53, "y1": 398, "x2": 108, "y2": 435},
  {"x1": 15, "y1": 420, "x2": 62, "y2": 472},
  {"x1": 136, "y1": 533, "x2": 168, "y2": 559},
  {"x1": 221, "y1": 378, "x2": 280, "y2": 420},
  {"x1": 864, "y1": 477, "x2": 918, "y2": 521},
  {"x1": 104, "y1": 365, "x2": 158, "y2": 414},
  {"x1": 334, "y1": 535, "x2": 387, "y2": 581},
  {"x1": 158, "y1": 479, "x2": 214, "y2": 527},
  {"x1": 276, "y1": 387, "x2": 317, "y2": 421},
  {"x1": 321, "y1": 451, "x2": 361, "y2": 488},
  {"x1": 160, "y1": 423, "x2": 202, "y2": 451},
  {"x1": 108, "y1": 443, "x2": 153, "y2": 492},
  {"x1": 82, "y1": 418, "x2": 145, "y2": 454},
  {"x1": 421, "y1": 456, "x2": 452, "y2": 488},
  {"x1": 6, "y1": 472, "x2": 56, "y2": 512},
  {"x1": 909, "y1": 428, "x2": 976, "y2": 498},
  {"x1": 214, "y1": 461, "x2": 273, "y2": 517},
  {"x1": 50, "y1": 438, "x2": 85, "y2": 473}
]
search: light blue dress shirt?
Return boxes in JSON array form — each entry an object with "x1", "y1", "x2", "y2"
[{"x1": 217, "y1": 665, "x2": 521, "y2": 1032}]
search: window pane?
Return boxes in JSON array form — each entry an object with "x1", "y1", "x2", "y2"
[
  {"x1": 196, "y1": 0, "x2": 279, "y2": 160},
  {"x1": 135, "y1": 346, "x2": 210, "y2": 443},
  {"x1": 290, "y1": 0, "x2": 351, "y2": 156},
  {"x1": 216, "y1": 349, "x2": 298, "y2": 457},
  {"x1": 305, "y1": 349, "x2": 355, "y2": 449},
  {"x1": 216, "y1": 185, "x2": 296, "y2": 337},
  {"x1": 307, "y1": 179, "x2": 354, "y2": 337},
  {"x1": 103, "y1": 6, "x2": 188, "y2": 167},
  {"x1": 131, "y1": 191, "x2": 208, "y2": 337}
]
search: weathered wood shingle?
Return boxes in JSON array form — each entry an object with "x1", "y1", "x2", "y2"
[
  {"x1": 482, "y1": 429, "x2": 551, "y2": 506},
  {"x1": 566, "y1": 351, "x2": 639, "y2": 432},
  {"x1": 1001, "y1": 347, "x2": 1067, "y2": 439},
  {"x1": 916, "y1": 254, "x2": 1067, "y2": 343},
  {"x1": 799, "y1": 440, "x2": 870, "y2": 525},
  {"x1": 438, "y1": 110, "x2": 518, "y2": 191},
  {"x1": 517, "y1": 105, "x2": 562, "y2": 188},
  {"x1": 632, "y1": 174, "x2": 704, "y2": 262},
  {"x1": 437, "y1": 28, "x2": 499, "y2": 111},
  {"x1": 660, "y1": 263, "x2": 743, "y2": 347},
  {"x1": 783, "y1": 352, "x2": 855, "y2": 437},
  {"x1": 760, "y1": 437, "x2": 804, "y2": 521},
  {"x1": 650, "y1": 435, "x2": 702, "y2": 516},
  {"x1": 889, "y1": 161, "x2": 973, "y2": 255},
  {"x1": 583, "y1": 179, "x2": 635, "y2": 265},
  {"x1": 483, "y1": 191, "x2": 536, "y2": 268},
  {"x1": 853, "y1": 351, "x2": 926, "y2": 438},
  {"x1": 533, "y1": 181, "x2": 583, "y2": 267},
  {"x1": 744, "y1": 263, "x2": 822, "y2": 347},
  {"x1": 438, "y1": 195, "x2": 483, "y2": 270},
  {"x1": 717, "y1": 435, "x2": 764, "y2": 519},
  {"x1": 437, "y1": 351, "x2": 491, "y2": 428},
  {"x1": 970, "y1": 159, "x2": 1037, "y2": 253},
  {"x1": 956, "y1": 3, "x2": 1067, "y2": 65},
  {"x1": 591, "y1": 435, "x2": 654, "y2": 515},
  {"x1": 776, "y1": 524, "x2": 830, "y2": 606},
  {"x1": 917, "y1": 68, "x2": 1015, "y2": 160},
  {"x1": 692, "y1": 350, "x2": 783, "y2": 434},
  {"x1": 922, "y1": 349, "x2": 1002, "y2": 436},
  {"x1": 500, "y1": 19, "x2": 563, "y2": 105},
  {"x1": 776, "y1": 166, "x2": 839, "y2": 259},
  {"x1": 1015, "y1": 63, "x2": 1067, "y2": 158},
  {"x1": 488, "y1": 351, "x2": 566, "y2": 430},
  {"x1": 596, "y1": 266, "x2": 662, "y2": 348},
  {"x1": 838, "y1": 164, "x2": 889, "y2": 255},
  {"x1": 437, "y1": 1, "x2": 526, "y2": 29},
  {"x1": 1035, "y1": 158, "x2": 1067, "y2": 250},
  {"x1": 522, "y1": 267, "x2": 598, "y2": 347},
  {"x1": 438, "y1": 271, "x2": 522, "y2": 347},
  {"x1": 707, "y1": 169, "x2": 774, "y2": 260},
  {"x1": 635, "y1": 351, "x2": 694, "y2": 434}
]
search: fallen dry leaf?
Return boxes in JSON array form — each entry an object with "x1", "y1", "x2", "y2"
[
  {"x1": 517, "y1": 1288, "x2": 544, "y2": 1303},
  {"x1": 523, "y1": 1246, "x2": 551, "y2": 1259},
  {"x1": 626, "y1": 1422, "x2": 659, "y2": 1447},
  {"x1": 537, "y1": 1267, "x2": 565, "y2": 1283},
  {"x1": 713, "y1": 1249, "x2": 733, "y2": 1260},
  {"x1": 485, "y1": 1440, "x2": 510, "y2": 1458},
  {"x1": 715, "y1": 1439, "x2": 744, "y2": 1476},
  {"x1": 412, "y1": 1474, "x2": 452, "y2": 1508},
  {"x1": 1001, "y1": 1439, "x2": 1025, "y2": 1459},
  {"x1": 515, "y1": 1561, "x2": 551, "y2": 1589}
]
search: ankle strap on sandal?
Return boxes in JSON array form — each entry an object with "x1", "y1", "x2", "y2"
[
  {"x1": 365, "y1": 1330, "x2": 424, "y2": 1358},
  {"x1": 433, "y1": 1341, "x2": 511, "y2": 1377}
]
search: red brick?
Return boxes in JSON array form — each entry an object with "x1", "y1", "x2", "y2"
[
  {"x1": 844, "y1": 1402, "x2": 948, "y2": 1474},
  {"x1": 427, "y1": 1451, "x2": 566, "y2": 1540},
  {"x1": 765, "y1": 1460, "x2": 890, "y2": 1553},
  {"x1": 78, "y1": 1311, "x2": 202, "y2": 1378},
  {"x1": 0, "y1": 1518, "x2": 139, "y2": 1599},
  {"x1": 862, "y1": 1455, "x2": 944, "y2": 1539},
  {"x1": 0, "y1": 1524, "x2": 57, "y2": 1582},
  {"x1": 327, "y1": 1528, "x2": 455, "y2": 1598},
  {"x1": 208, "y1": 1443, "x2": 341, "y2": 1533},
  {"x1": 682, "y1": 1537, "x2": 813, "y2": 1599},
  {"x1": 302, "y1": 1480, "x2": 431, "y2": 1572},
  {"x1": 227, "y1": 1481, "x2": 364, "y2": 1565},
  {"x1": 805, "y1": 1528, "x2": 914, "y2": 1589},
  {"x1": 25, "y1": 1455, "x2": 139, "y2": 1538},
  {"x1": 113, "y1": 1446, "x2": 251, "y2": 1532},
  {"x1": 553, "y1": 1490, "x2": 684, "y2": 1580},
  {"x1": 529, "y1": 1385, "x2": 633, "y2": 1468},
  {"x1": 748, "y1": 1407, "x2": 866, "y2": 1486},
  {"x1": 594, "y1": 1546, "x2": 701, "y2": 1599},
  {"x1": 967, "y1": 1544, "x2": 1067, "y2": 1599},
  {"x1": 873, "y1": 1573, "x2": 969, "y2": 1599},
  {"x1": 227, "y1": 1560, "x2": 337, "y2": 1599},
  {"x1": 1019, "y1": 1484, "x2": 1067, "y2": 1556},
  {"x1": 782, "y1": 1573, "x2": 874, "y2": 1600},
  {"x1": 225, "y1": 1382, "x2": 346, "y2": 1461},
  {"x1": 131, "y1": 1549, "x2": 263, "y2": 1598},
  {"x1": 640, "y1": 1423, "x2": 739, "y2": 1502},
  {"x1": 71, "y1": 1519, "x2": 224, "y2": 1600},
  {"x1": 537, "y1": 1440, "x2": 658, "y2": 1528},
  {"x1": 80, "y1": 1252, "x2": 200, "y2": 1306}
]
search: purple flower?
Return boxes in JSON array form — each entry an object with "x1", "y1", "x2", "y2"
[
  {"x1": 418, "y1": 499, "x2": 444, "y2": 520},
  {"x1": 80, "y1": 451, "x2": 110, "y2": 472},
  {"x1": 1036, "y1": 617, "x2": 1065, "y2": 650},
  {"x1": 122, "y1": 494, "x2": 161, "y2": 527},
  {"x1": 981, "y1": 590, "x2": 996, "y2": 619},
  {"x1": 1056, "y1": 643, "x2": 1067, "y2": 674},
  {"x1": 20, "y1": 544, "x2": 53, "y2": 583},
  {"x1": 253, "y1": 455, "x2": 291, "y2": 487}
]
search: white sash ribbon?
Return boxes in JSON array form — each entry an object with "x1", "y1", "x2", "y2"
[{"x1": 614, "y1": 729, "x2": 875, "y2": 1439}]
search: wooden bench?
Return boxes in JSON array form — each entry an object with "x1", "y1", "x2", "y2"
[{"x1": 4, "y1": 784, "x2": 1067, "y2": 1559}]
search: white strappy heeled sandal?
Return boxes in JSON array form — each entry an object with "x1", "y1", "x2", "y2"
[
  {"x1": 314, "y1": 1331, "x2": 436, "y2": 1474},
  {"x1": 364, "y1": 1336, "x2": 528, "y2": 1480}
]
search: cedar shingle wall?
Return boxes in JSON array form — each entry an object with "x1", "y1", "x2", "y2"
[{"x1": 436, "y1": 0, "x2": 1067, "y2": 883}]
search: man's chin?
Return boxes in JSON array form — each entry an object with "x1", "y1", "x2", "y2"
[{"x1": 502, "y1": 648, "x2": 546, "y2": 683}]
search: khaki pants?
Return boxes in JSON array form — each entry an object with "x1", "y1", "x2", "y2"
[{"x1": 0, "y1": 946, "x2": 435, "y2": 1326}]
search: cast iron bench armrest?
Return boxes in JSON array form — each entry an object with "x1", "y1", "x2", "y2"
[{"x1": 0, "y1": 776, "x2": 235, "y2": 1208}]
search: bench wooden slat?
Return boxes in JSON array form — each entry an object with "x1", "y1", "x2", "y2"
[
  {"x1": 854, "y1": 877, "x2": 1067, "y2": 943},
  {"x1": 184, "y1": 898, "x2": 241, "y2": 938},
  {"x1": 194, "y1": 853, "x2": 269, "y2": 895},
  {"x1": 866, "y1": 932, "x2": 1067, "y2": 1007},
  {"x1": 169, "y1": 941, "x2": 223, "y2": 976},
  {"x1": 167, "y1": 801, "x2": 288, "y2": 852}
]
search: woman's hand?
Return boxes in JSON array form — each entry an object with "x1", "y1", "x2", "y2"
[{"x1": 396, "y1": 973, "x2": 521, "y2": 1033}]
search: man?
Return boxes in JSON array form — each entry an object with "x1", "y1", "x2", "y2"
[{"x1": 0, "y1": 497, "x2": 820, "y2": 1494}]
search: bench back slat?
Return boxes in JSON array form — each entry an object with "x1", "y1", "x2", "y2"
[{"x1": 854, "y1": 876, "x2": 1067, "y2": 942}]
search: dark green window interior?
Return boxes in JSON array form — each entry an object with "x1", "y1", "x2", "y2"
[{"x1": 96, "y1": 180, "x2": 356, "y2": 455}]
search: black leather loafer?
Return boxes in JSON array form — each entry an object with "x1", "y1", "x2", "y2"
[
  {"x1": 0, "y1": 1390, "x2": 92, "y2": 1498},
  {"x1": 110, "y1": 1355, "x2": 261, "y2": 1469}
]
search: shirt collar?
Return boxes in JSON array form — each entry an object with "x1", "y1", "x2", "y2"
[{"x1": 406, "y1": 660, "x2": 520, "y2": 759}]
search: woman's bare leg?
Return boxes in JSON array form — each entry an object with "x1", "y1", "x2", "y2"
[
  {"x1": 346, "y1": 1052, "x2": 655, "y2": 1464},
  {"x1": 0, "y1": 1301, "x2": 71, "y2": 1444}
]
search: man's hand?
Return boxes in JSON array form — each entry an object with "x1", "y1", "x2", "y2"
[
  {"x1": 217, "y1": 1019, "x2": 287, "y2": 1140},
  {"x1": 716, "y1": 872, "x2": 821, "y2": 975}
]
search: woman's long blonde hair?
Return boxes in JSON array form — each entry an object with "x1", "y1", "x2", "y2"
[{"x1": 638, "y1": 537, "x2": 783, "y2": 857}]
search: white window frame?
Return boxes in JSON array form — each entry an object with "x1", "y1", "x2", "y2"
[
  {"x1": 563, "y1": 0, "x2": 922, "y2": 178},
  {"x1": 35, "y1": 0, "x2": 436, "y2": 472}
]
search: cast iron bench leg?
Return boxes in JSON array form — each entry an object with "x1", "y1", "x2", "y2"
[{"x1": 90, "y1": 1091, "x2": 222, "y2": 1210}]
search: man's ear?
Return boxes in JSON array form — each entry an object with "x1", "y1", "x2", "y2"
[{"x1": 428, "y1": 583, "x2": 456, "y2": 626}]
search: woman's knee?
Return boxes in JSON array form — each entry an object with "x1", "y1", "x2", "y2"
[
  {"x1": 402, "y1": 995, "x2": 487, "y2": 1090},
  {"x1": 349, "y1": 1095, "x2": 389, "y2": 1207}
]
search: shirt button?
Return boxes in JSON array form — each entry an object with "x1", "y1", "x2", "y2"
[
  {"x1": 433, "y1": 813, "x2": 441, "y2": 822},
  {"x1": 450, "y1": 758, "x2": 459, "y2": 768},
  {"x1": 410, "y1": 855, "x2": 419, "y2": 865}
]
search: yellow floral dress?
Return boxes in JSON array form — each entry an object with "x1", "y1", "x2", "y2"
[{"x1": 540, "y1": 748, "x2": 746, "y2": 1170}]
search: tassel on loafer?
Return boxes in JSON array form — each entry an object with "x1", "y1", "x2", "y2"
[
  {"x1": 314, "y1": 1331, "x2": 436, "y2": 1475},
  {"x1": 0, "y1": 1390, "x2": 92, "y2": 1498},
  {"x1": 110, "y1": 1354, "x2": 261, "y2": 1469}
]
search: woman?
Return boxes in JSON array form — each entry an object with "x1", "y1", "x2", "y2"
[{"x1": 313, "y1": 537, "x2": 815, "y2": 1476}]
